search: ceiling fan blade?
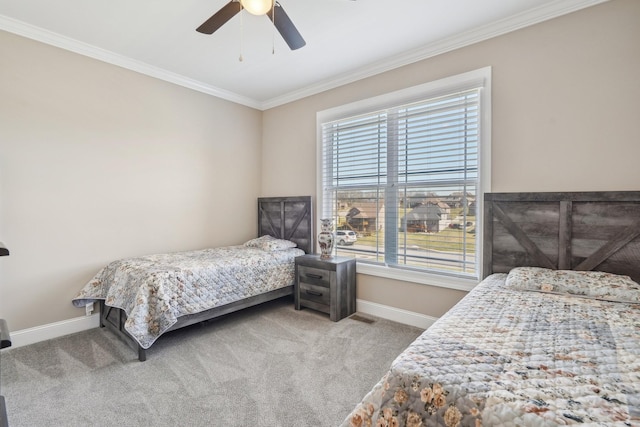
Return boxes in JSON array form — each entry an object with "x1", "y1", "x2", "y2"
[
  {"x1": 268, "y1": 2, "x2": 306, "y2": 50},
  {"x1": 196, "y1": 1, "x2": 242, "y2": 34}
]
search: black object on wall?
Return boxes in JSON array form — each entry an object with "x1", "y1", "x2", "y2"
[
  {"x1": 1, "y1": 241, "x2": 11, "y2": 427},
  {"x1": 0, "y1": 240, "x2": 10, "y2": 348}
]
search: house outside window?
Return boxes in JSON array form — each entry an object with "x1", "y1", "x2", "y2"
[{"x1": 317, "y1": 68, "x2": 491, "y2": 289}]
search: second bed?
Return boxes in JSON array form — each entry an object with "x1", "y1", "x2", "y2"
[{"x1": 341, "y1": 191, "x2": 640, "y2": 426}]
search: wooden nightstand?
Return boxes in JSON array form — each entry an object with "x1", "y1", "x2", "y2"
[{"x1": 294, "y1": 254, "x2": 356, "y2": 321}]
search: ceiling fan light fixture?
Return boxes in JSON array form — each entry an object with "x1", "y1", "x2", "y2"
[{"x1": 240, "y1": 0, "x2": 273, "y2": 15}]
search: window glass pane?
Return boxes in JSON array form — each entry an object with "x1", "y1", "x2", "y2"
[
  {"x1": 323, "y1": 113, "x2": 387, "y2": 188},
  {"x1": 396, "y1": 187, "x2": 477, "y2": 275},
  {"x1": 332, "y1": 187, "x2": 477, "y2": 276},
  {"x1": 333, "y1": 189, "x2": 384, "y2": 263},
  {"x1": 395, "y1": 91, "x2": 479, "y2": 185}
]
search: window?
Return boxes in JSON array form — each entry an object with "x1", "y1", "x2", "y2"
[{"x1": 317, "y1": 68, "x2": 491, "y2": 288}]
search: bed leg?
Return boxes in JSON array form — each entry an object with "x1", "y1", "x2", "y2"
[
  {"x1": 99, "y1": 301, "x2": 106, "y2": 328},
  {"x1": 138, "y1": 346, "x2": 147, "y2": 362}
]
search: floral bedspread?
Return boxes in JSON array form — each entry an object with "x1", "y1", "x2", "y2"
[
  {"x1": 72, "y1": 246, "x2": 304, "y2": 349},
  {"x1": 341, "y1": 274, "x2": 640, "y2": 427}
]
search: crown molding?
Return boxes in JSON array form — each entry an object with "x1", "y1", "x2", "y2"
[
  {"x1": 0, "y1": 14, "x2": 262, "y2": 109},
  {"x1": 1, "y1": 0, "x2": 607, "y2": 111},
  {"x1": 260, "y1": 0, "x2": 608, "y2": 109}
]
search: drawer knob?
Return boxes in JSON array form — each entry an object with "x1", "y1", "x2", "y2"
[
  {"x1": 304, "y1": 273, "x2": 323, "y2": 280},
  {"x1": 305, "y1": 289, "x2": 323, "y2": 297}
]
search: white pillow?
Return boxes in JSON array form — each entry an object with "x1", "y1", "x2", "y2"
[
  {"x1": 243, "y1": 235, "x2": 297, "y2": 251},
  {"x1": 506, "y1": 266, "x2": 640, "y2": 303}
]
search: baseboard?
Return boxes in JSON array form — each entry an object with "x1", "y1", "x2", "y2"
[
  {"x1": 8, "y1": 314, "x2": 100, "y2": 349},
  {"x1": 7, "y1": 301, "x2": 432, "y2": 349},
  {"x1": 356, "y1": 299, "x2": 437, "y2": 330}
]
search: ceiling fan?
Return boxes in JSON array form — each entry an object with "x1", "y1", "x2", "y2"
[{"x1": 196, "y1": 0, "x2": 306, "y2": 51}]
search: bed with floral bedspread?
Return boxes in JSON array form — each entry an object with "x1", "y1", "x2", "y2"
[
  {"x1": 341, "y1": 268, "x2": 640, "y2": 427},
  {"x1": 73, "y1": 236, "x2": 304, "y2": 350}
]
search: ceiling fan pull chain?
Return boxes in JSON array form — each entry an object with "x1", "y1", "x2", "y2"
[
  {"x1": 239, "y1": 4, "x2": 244, "y2": 62},
  {"x1": 272, "y1": 0, "x2": 275, "y2": 55}
]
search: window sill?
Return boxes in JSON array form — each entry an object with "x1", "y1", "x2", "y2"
[{"x1": 356, "y1": 262, "x2": 478, "y2": 292}]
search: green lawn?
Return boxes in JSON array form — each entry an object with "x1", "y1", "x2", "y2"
[{"x1": 356, "y1": 227, "x2": 476, "y2": 253}]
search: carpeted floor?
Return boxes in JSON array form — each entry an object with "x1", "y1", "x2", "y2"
[{"x1": 0, "y1": 298, "x2": 423, "y2": 427}]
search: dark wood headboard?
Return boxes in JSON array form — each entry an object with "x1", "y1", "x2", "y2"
[
  {"x1": 258, "y1": 196, "x2": 313, "y2": 254},
  {"x1": 483, "y1": 191, "x2": 640, "y2": 283}
]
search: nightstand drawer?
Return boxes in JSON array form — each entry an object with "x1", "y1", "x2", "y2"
[
  {"x1": 297, "y1": 265, "x2": 330, "y2": 288},
  {"x1": 299, "y1": 282, "x2": 330, "y2": 306}
]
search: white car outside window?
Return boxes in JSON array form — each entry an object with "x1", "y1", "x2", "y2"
[{"x1": 335, "y1": 230, "x2": 357, "y2": 245}]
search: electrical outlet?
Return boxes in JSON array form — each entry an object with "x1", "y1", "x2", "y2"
[{"x1": 85, "y1": 302, "x2": 94, "y2": 316}]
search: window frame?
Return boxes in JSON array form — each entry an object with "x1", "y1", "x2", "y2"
[{"x1": 316, "y1": 67, "x2": 492, "y2": 291}]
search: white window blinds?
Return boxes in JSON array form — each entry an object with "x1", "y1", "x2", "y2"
[{"x1": 321, "y1": 88, "x2": 481, "y2": 279}]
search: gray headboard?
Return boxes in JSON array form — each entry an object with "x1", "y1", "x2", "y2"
[
  {"x1": 258, "y1": 196, "x2": 313, "y2": 254},
  {"x1": 483, "y1": 191, "x2": 640, "y2": 283}
]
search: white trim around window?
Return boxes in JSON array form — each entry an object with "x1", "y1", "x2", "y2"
[{"x1": 316, "y1": 67, "x2": 492, "y2": 291}]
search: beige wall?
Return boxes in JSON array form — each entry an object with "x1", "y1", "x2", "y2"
[
  {"x1": 0, "y1": 31, "x2": 263, "y2": 330},
  {"x1": 1, "y1": 0, "x2": 638, "y2": 334},
  {"x1": 261, "y1": 0, "x2": 640, "y2": 316}
]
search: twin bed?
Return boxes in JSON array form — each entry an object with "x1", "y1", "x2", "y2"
[
  {"x1": 72, "y1": 196, "x2": 312, "y2": 361},
  {"x1": 342, "y1": 191, "x2": 640, "y2": 426}
]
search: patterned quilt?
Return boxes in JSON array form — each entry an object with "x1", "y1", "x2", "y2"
[
  {"x1": 341, "y1": 273, "x2": 640, "y2": 427},
  {"x1": 72, "y1": 246, "x2": 304, "y2": 349}
]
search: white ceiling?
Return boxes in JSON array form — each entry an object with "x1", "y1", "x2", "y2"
[{"x1": 0, "y1": 0, "x2": 606, "y2": 110}]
